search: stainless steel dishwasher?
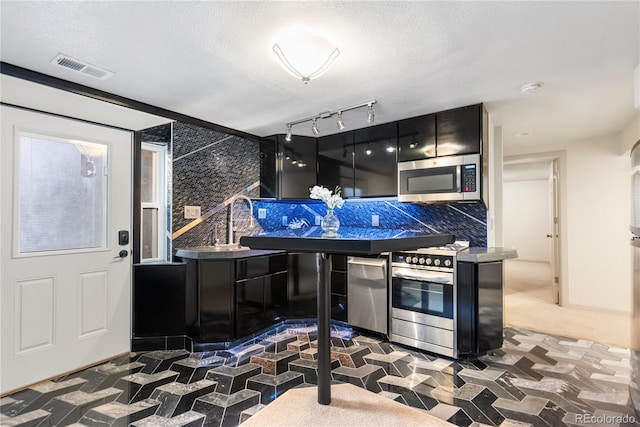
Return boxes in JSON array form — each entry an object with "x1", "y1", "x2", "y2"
[{"x1": 347, "y1": 255, "x2": 389, "y2": 334}]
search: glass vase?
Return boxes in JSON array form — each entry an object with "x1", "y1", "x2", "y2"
[{"x1": 321, "y1": 208, "x2": 340, "y2": 237}]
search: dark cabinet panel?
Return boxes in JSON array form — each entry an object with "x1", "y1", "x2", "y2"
[
  {"x1": 236, "y1": 277, "x2": 264, "y2": 338},
  {"x1": 317, "y1": 132, "x2": 355, "y2": 197},
  {"x1": 280, "y1": 135, "x2": 317, "y2": 199},
  {"x1": 331, "y1": 254, "x2": 347, "y2": 271},
  {"x1": 198, "y1": 260, "x2": 234, "y2": 342},
  {"x1": 398, "y1": 114, "x2": 435, "y2": 161},
  {"x1": 331, "y1": 271, "x2": 346, "y2": 295},
  {"x1": 287, "y1": 253, "x2": 318, "y2": 319},
  {"x1": 133, "y1": 263, "x2": 187, "y2": 338},
  {"x1": 264, "y1": 271, "x2": 288, "y2": 325},
  {"x1": 353, "y1": 123, "x2": 397, "y2": 197},
  {"x1": 436, "y1": 104, "x2": 482, "y2": 157},
  {"x1": 236, "y1": 253, "x2": 287, "y2": 280},
  {"x1": 331, "y1": 293, "x2": 347, "y2": 322},
  {"x1": 457, "y1": 261, "x2": 503, "y2": 355}
]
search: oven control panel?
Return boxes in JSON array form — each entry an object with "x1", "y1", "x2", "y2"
[{"x1": 392, "y1": 252, "x2": 454, "y2": 269}]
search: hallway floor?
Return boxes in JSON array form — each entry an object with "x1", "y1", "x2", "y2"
[
  {"x1": 504, "y1": 260, "x2": 631, "y2": 349},
  {"x1": 1, "y1": 323, "x2": 637, "y2": 427}
]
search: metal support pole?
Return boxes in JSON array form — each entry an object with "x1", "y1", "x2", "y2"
[{"x1": 316, "y1": 252, "x2": 331, "y2": 405}]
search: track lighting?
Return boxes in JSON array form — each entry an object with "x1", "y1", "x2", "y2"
[
  {"x1": 367, "y1": 103, "x2": 375, "y2": 124},
  {"x1": 283, "y1": 100, "x2": 376, "y2": 141}
]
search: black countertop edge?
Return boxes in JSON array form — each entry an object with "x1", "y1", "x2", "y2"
[{"x1": 239, "y1": 233, "x2": 455, "y2": 255}]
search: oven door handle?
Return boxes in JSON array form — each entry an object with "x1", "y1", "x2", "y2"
[{"x1": 392, "y1": 268, "x2": 453, "y2": 284}]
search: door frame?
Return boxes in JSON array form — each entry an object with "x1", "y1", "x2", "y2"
[{"x1": 504, "y1": 150, "x2": 567, "y2": 306}]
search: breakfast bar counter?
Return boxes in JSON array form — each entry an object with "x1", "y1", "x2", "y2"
[{"x1": 240, "y1": 227, "x2": 454, "y2": 405}]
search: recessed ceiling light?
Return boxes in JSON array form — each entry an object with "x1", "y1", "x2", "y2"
[
  {"x1": 520, "y1": 82, "x2": 544, "y2": 93},
  {"x1": 514, "y1": 131, "x2": 533, "y2": 137}
]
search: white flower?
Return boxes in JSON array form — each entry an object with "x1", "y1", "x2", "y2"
[{"x1": 309, "y1": 185, "x2": 344, "y2": 210}]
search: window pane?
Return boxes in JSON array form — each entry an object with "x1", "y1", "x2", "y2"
[
  {"x1": 142, "y1": 208, "x2": 158, "y2": 260},
  {"x1": 141, "y1": 149, "x2": 157, "y2": 203},
  {"x1": 19, "y1": 135, "x2": 106, "y2": 253}
]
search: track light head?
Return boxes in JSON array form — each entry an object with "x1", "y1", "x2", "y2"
[
  {"x1": 336, "y1": 112, "x2": 346, "y2": 130},
  {"x1": 367, "y1": 104, "x2": 375, "y2": 124},
  {"x1": 285, "y1": 125, "x2": 292, "y2": 142},
  {"x1": 311, "y1": 118, "x2": 320, "y2": 135}
]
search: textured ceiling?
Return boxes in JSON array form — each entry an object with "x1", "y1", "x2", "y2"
[{"x1": 1, "y1": 1, "x2": 638, "y2": 147}]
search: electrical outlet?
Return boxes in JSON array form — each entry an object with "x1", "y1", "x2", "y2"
[
  {"x1": 315, "y1": 215, "x2": 322, "y2": 225},
  {"x1": 258, "y1": 208, "x2": 266, "y2": 219},
  {"x1": 184, "y1": 205, "x2": 201, "y2": 219},
  {"x1": 282, "y1": 216, "x2": 288, "y2": 226},
  {"x1": 372, "y1": 214, "x2": 380, "y2": 227}
]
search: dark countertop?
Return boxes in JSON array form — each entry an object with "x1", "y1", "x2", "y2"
[
  {"x1": 457, "y1": 247, "x2": 518, "y2": 263},
  {"x1": 239, "y1": 227, "x2": 455, "y2": 255},
  {"x1": 175, "y1": 246, "x2": 285, "y2": 260}
]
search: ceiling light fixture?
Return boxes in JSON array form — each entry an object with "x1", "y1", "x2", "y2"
[
  {"x1": 367, "y1": 103, "x2": 375, "y2": 124},
  {"x1": 365, "y1": 145, "x2": 372, "y2": 156},
  {"x1": 284, "y1": 100, "x2": 377, "y2": 142},
  {"x1": 272, "y1": 26, "x2": 340, "y2": 84},
  {"x1": 385, "y1": 146, "x2": 396, "y2": 153},
  {"x1": 311, "y1": 118, "x2": 320, "y2": 136},
  {"x1": 520, "y1": 82, "x2": 544, "y2": 93}
]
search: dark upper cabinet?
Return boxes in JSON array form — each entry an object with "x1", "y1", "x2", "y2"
[
  {"x1": 353, "y1": 123, "x2": 397, "y2": 197},
  {"x1": 398, "y1": 114, "x2": 436, "y2": 162},
  {"x1": 317, "y1": 132, "x2": 355, "y2": 197},
  {"x1": 436, "y1": 104, "x2": 483, "y2": 157},
  {"x1": 280, "y1": 135, "x2": 317, "y2": 199}
]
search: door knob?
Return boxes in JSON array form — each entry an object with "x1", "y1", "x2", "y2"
[
  {"x1": 114, "y1": 250, "x2": 128, "y2": 259},
  {"x1": 546, "y1": 234, "x2": 553, "y2": 238}
]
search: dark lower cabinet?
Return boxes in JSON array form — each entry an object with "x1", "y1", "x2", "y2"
[
  {"x1": 132, "y1": 263, "x2": 188, "y2": 351},
  {"x1": 185, "y1": 253, "x2": 288, "y2": 344},
  {"x1": 236, "y1": 270, "x2": 288, "y2": 337},
  {"x1": 457, "y1": 261, "x2": 504, "y2": 355}
]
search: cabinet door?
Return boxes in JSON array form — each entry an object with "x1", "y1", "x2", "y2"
[
  {"x1": 436, "y1": 104, "x2": 481, "y2": 157},
  {"x1": 199, "y1": 261, "x2": 234, "y2": 342},
  {"x1": 317, "y1": 132, "x2": 355, "y2": 197},
  {"x1": 280, "y1": 135, "x2": 317, "y2": 199},
  {"x1": 331, "y1": 293, "x2": 347, "y2": 322},
  {"x1": 398, "y1": 114, "x2": 435, "y2": 161},
  {"x1": 264, "y1": 271, "x2": 288, "y2": 326},
  {"x1": 353, "y1": 123, "x2": 397, "y2": 197},
  {"x1": 236, "y1": 277, "x2": 264, "y2": 338}
]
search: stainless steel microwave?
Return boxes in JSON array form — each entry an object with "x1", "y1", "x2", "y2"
[{"x1": 397, "y1": 154, "x2": 481, "y2": 202}]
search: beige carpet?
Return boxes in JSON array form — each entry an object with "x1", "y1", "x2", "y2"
[
  {"x1": 240, "y1": 383, "x2": 453, "y2": 427},
  {"x1": 504, "y1": 259, "x2": 631, "y2": 348}
]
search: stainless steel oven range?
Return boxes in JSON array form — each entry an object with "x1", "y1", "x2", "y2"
[{"x1": 389, "y1": 246, "x2": 460, "y2": 358}]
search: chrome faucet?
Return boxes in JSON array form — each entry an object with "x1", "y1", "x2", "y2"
[{"x1": 228, "y1": 194, "x2": 254, "y2": 244}]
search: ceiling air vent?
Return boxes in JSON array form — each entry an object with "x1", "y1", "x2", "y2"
[{"x1": 50, "y1": 53, "x2": 114, "y2": 81}]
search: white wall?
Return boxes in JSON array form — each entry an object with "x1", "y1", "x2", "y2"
[
  {"x1": 505, "y1": 134, "x2": 631, "y2": 315},
  {"x1": 503, "y1": 179, "x2": 550, "y2": 262}
]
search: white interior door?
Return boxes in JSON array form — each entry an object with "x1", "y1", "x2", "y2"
[{"x1": 1, "y1": 106, "x2": 132, "y2": 394}]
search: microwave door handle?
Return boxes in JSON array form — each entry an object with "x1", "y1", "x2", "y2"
[{"x1": 456, "y1": 165, "x2": 462, "y2": 192}]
